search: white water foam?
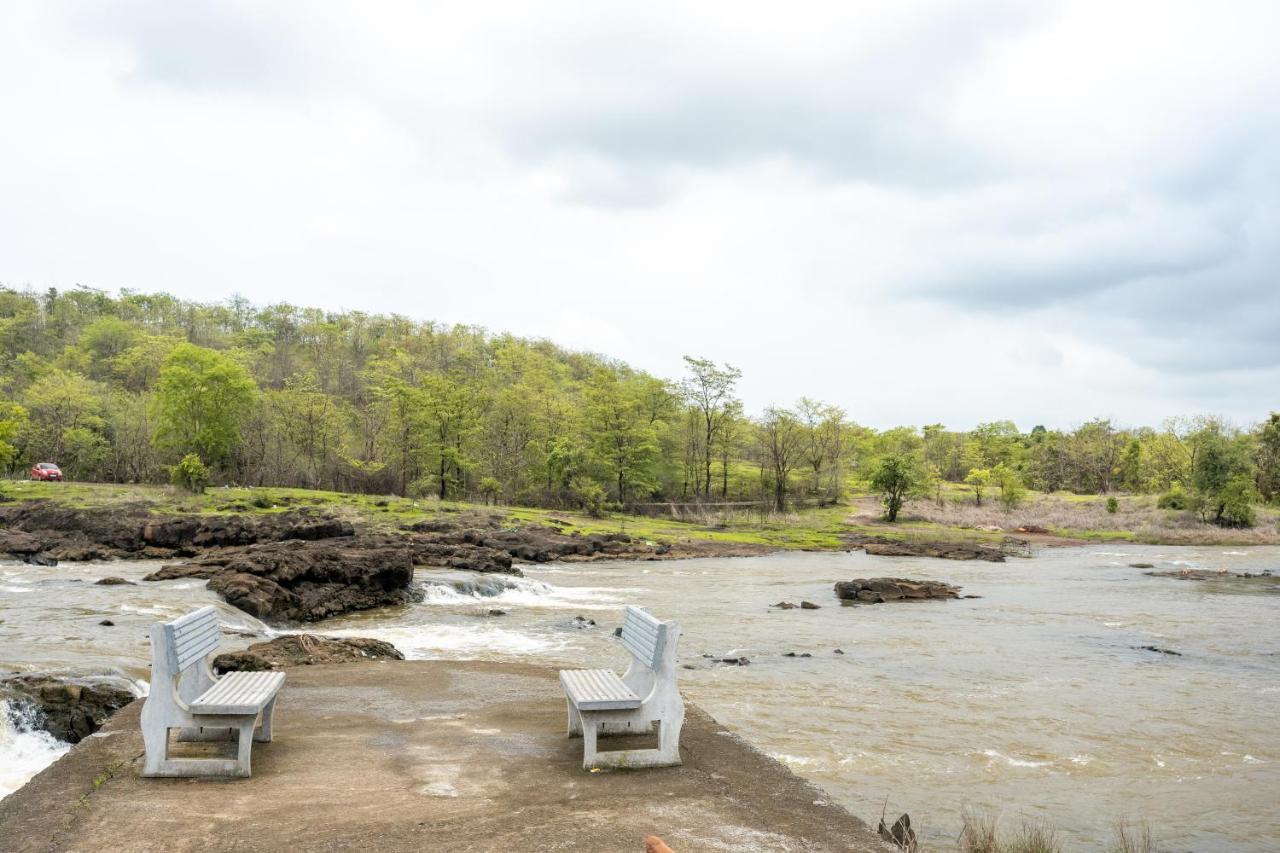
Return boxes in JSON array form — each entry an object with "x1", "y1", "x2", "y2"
[
  {"x1": 419, "y1": 575, "x2": 623, "y2": 611},
  {"x1": 0, "y1": 699, "x2": 70, "y2": 802},
  {"x1": 982, "y1": 749, "x2": 1050, "y2": 768}
]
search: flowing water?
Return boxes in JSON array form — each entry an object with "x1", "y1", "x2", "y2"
[{"x1": 2, "y1": 546, "x2": 1278, "y2": 850}]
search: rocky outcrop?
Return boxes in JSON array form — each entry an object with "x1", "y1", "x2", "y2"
[
  {"x1": 0, "y1": 675, "x2": 136, "y2": 743},
  {"x1": 834, "y1": 577, "x2": 962, "y2": 603},
  {"x1": 419, "y1": 522, "x2": 642, "y2": 563},
  {"x1": 146, "y1": 539, "x2": 422, "y2": 622},
  {"x1": 847, "y1": 534, "x2": 1006, "y2": 562},
  {"x1": 212, "y1": 635, "x2": 404, "y2": 673},
  {"x1": 0, "y1": 502, "x2": 355, "y2": 563},
  {"x1": 1144, "y1": 568, "x2": 1276, "y2": 582}
]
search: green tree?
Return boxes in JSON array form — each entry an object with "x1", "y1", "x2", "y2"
[
  {"x1": 0, "y1": 400, "x2": 28, "y2": 471},
  {"x1": 1255, "y1": 413, "x2": 1280, "y2": 503},
  {"x1": 152, "y1": 343, "x2": 257, "y2": 468},
  {"x1": 759, "y1": 406, "x2": 804, "y2": 512},
  {"x1": 678, "y1": 356, "x2": 742, "y2": 498},
  {"x1": 965, "y1": 467, "x2": 992, "y2": 506},
  {"x1": 871, "y1": 453, "x2": 923, "y2": 522},
  {"x1": 992, "y1": 463, "x2": 1026, "y2": 511},
  {"x1": 1189, "y1": 424, "x2": 1253, "y2": 525},
  {"x1": 584, "y1": 371, "x2": 659, "y2": 505}
]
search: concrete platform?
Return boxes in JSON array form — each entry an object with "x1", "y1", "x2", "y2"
[{"x1": 0, "y1": 660, "x2": 888, "y2": 852}]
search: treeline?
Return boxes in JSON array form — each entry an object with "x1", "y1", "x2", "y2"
[{"x1": 0, "y1": 287, "x2": 1276, "y2": 525}]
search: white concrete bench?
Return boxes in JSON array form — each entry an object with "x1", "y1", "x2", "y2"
[
  {"x1": 559, "y1": 605, "x2": 684, "y2": 770},
  {"x1": 140, "y1": 606, "x2": 285, "y2": 778}
]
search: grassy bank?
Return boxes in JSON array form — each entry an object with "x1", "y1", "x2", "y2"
[{"x1": 3, "y1": 480, "x2": 1276, "y2": 549}]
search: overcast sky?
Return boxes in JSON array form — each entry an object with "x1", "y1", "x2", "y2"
[{"x1": 1, "y1": 2, "x2": 1277, "y2": 429}]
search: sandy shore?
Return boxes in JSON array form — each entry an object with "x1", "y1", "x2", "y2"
[{"x1": 0, "y1": 660, "x2": 888, "y2": 852}]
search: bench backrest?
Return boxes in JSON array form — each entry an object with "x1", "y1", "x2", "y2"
[
  {"x1": 157, "y1": 606, "x2": 221, "y2": 673},
  {"x1": 620, "y1": 605, "x2": 667, "y2": 671}
]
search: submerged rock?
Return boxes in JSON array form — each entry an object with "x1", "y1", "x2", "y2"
[
  {"x1": 212, "y1": 635, "x2": 404, "y2": 673},
  {"x1": 1137, "y1": 645, "x2": 1182, "y2": 656},
  {"x1": 94, "y1": 576, "x2": 134, "y2": 586},
  {"x1": 834, "y1": 577, "x2": 962, "y2": 604},
  {"x1": 860, "y1": 540, "x2": 1005, "y2": 562},
  {"x1": 0, "y1": 675, "x2": 136, "y2": 743}
]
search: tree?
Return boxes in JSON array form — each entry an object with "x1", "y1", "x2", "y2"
[
  {"x1": 151, "y1": 343, "x2": 257, "y2": 468},
  {"x1": 678, "y1": 356, "x2": 742, "y2": 498},
  {"x1": 584, "y1": 371, "x2": 659, "y2": 505},
  {"x1": 1255, "y1": 413, "x2": 1280, "y2": 503},
  {"x1": 758, "y1": 406, "x2": 803, "y2": 512},
  {"x1": 965, "y1": 467, "x2": 992, "y2": 506},
  {"x1": 0, "y1": 400, "x2": 28, "y2": 472},
  {"x1": 871, "y1": 453, "x2": 923, "y2": 522},
  {"x1": 992, "y1": 463, "x2": 1026, "y2": 511},
  {"x1": 1189, "y1": 423, "x2": 1254, "y2": 525}
]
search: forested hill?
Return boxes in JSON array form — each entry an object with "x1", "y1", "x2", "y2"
[{"x1": 0, "y1": 286, "x2": 1276, "y2": 521}]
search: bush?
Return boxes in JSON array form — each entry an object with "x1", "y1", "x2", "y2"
[
  {"x1": 1219, "y1": 474, "x2": 1258, "y2": 528},
  {"x1": 1106, "y1": 496, "x2": 1119, "y2": 514},
  {"x1": 569, "y1": 476, "x2": 607, "y2": 517},
  {"x1": 1156, "y1": 482, "x2": 1187, "y2": 510},
  {"x1": 170, "y1": 453, "x2": 210, "y2": 494},
  {"x1": 478, "y1": 476, "x2": 501, "y2": 505}
]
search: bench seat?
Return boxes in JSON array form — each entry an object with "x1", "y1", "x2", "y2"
[
  {"x1": 191, "y1": 671, "x2": 285, "y2": 716},
  {"x1": 560, "y1": 669, "x2": 641, "y2": 711}
]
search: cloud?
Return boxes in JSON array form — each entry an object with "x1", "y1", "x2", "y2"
[{"x1": 0, "y1": 1, "x2": 1277, "y2": 429}]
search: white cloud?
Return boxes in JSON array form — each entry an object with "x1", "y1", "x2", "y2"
[{"x1": 0, "y1": 1, "x2": 1276, "y2": 429}]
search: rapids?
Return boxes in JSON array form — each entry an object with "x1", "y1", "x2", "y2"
[{"x1": 2, "y1": 546, "x2": 1277, "y2": 849}]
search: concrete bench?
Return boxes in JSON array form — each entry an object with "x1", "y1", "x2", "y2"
[
  {"x1": 140, "y1": 606, "x2": 285, "y2": 778},
  {"x1": 559, "y1": 605, "x2": 684, "y2": 770}
]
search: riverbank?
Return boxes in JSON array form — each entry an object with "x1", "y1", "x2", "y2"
[{"x1": 0, "y1": 659, "x2": 888, "y2": 853}]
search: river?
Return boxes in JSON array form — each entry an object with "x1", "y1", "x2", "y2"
[{"x1": 2, "y1": 545, "x2": 1278, "y2": 850}]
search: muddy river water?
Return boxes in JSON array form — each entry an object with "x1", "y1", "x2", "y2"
[{"x1": 3, "y1": 545, "x2": 1278, "y2": 849}]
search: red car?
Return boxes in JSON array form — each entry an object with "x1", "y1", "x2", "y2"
[{"x1": 31, "y1": 462, "x2": 63, "y2": 481}]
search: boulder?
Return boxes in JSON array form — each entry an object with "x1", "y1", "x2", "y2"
[
  {"x1": 94, "y1": 576, "x2": 134, "y2": 586},
  {"x1": 0, "y1": 675, "x2": 136, "y2": 743},
  {"x1": 0, "y1": 530, "x2": 42, "y2": 555},
  {"x1": 147, "y1": 539, "x2": 420, "y2": 623},
  {"x1": 834, "y1": 577, "x2": 962, "y2": 604},
  {"x1": 212, "y1": 634, "x2": 404, "y2": 673}
]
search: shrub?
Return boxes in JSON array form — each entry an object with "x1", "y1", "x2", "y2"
[
  {"x1": 170, "y1": 453, "x2": 210, "y2": 494},
  {"x1": 993, "y1": 463, "x2": 1026, "y2": 511},
  {"x1": 1106, "y1": 496, "x2": 1119, "y2": 514},
  {"x1": 1219, "y1": 474, "x2": 1258, "y2": 528},
  {"x1": 478, "y1": 476, "x2": 501, "y2": 505},
  {"x1": 1156, "y1": 482, "x2": 1187, "y2": 510},
  {"x1": 569, "y1": 475, "x2": 607, "y2": 517}
]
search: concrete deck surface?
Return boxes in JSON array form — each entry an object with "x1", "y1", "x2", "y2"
[{"x1": 0, "y1": 660, "x2": 888, "y2": 852}]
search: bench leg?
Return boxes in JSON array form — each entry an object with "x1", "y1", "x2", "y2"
[
  {"x1": 580, "y1": 719, "x2": 599, "y2": 770},
  {"x1": 142, "y1": 724, "x2": 169, "y2": 777},
  {"x1": 566, "y1": 700, "x2": 582, "y2": 738},
  {"x1": 255, "y1": 698, "x2": 276, "y2": 743},
  {"x1": 235, "y1": 721, "x2": 256, "y2": 777}
]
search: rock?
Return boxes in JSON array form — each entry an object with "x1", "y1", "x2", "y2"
[
  {"x1": 716, "y1": 657, "x2": 750, "y2": 666},
  {"x1": 833, "y1": 648, "x2": 845, "y2": 655},
  {"x1": 147, "y1": 539, "x2": 420, "y2": 623},
  {"x1": 0, "y1": 675, "x2": 136, "y2": 743},
  {"x1": 487, "y1": 609, "x2": 507, "y2": 617},
  {"x1": 1129, "y1": 562, "x2": 1155, "y2": 569},
  {"x1": 783, "y1": 652, "x2": 812, "y2": 658},
  {"x1": 771, "y1": 601, "x2": 798, "y2": 610},
  {"x1": 800, "y1": 601, "x2": 820, "y2": 610},
  {"x1": 1016, "y1": 525, "x2": 1052, "y2": 535},
  {"x1": 613, "y1": 626, "x2": 623, "y2": 637},
  {"x1": 1137, "y1": 645, "x2": 1182, "y2": 656},
  {"x1": 94, "y1": 576, "x2": 134, "y2": 586},
  {"x1": 975, "y1": 524, "x2": 1003, "y2": 533},
  {"x1": 0, "y1": 530, "x2": 42, "y2": 554},
  {"x1": 98, "y1": 619, "x2": 115, "y2": 626},
  {"x1": 22, "y1": 553, "x2": 58, "y2": 567},
  {"x1": 878, "y1": 813, "x2": 918, "y2": 852},
  {"x1": 861, "y1": 540, "x2": 1006, "y2": 562},
  {"x1": 834, "y1": 578, "x2": 962, "y2": 604},
  {"x1": 569, "y1": 616, "x2": 596, "y2": 629},
  {"x1": 212, "y1": 634, "x2": 404, "y2": 673}
]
